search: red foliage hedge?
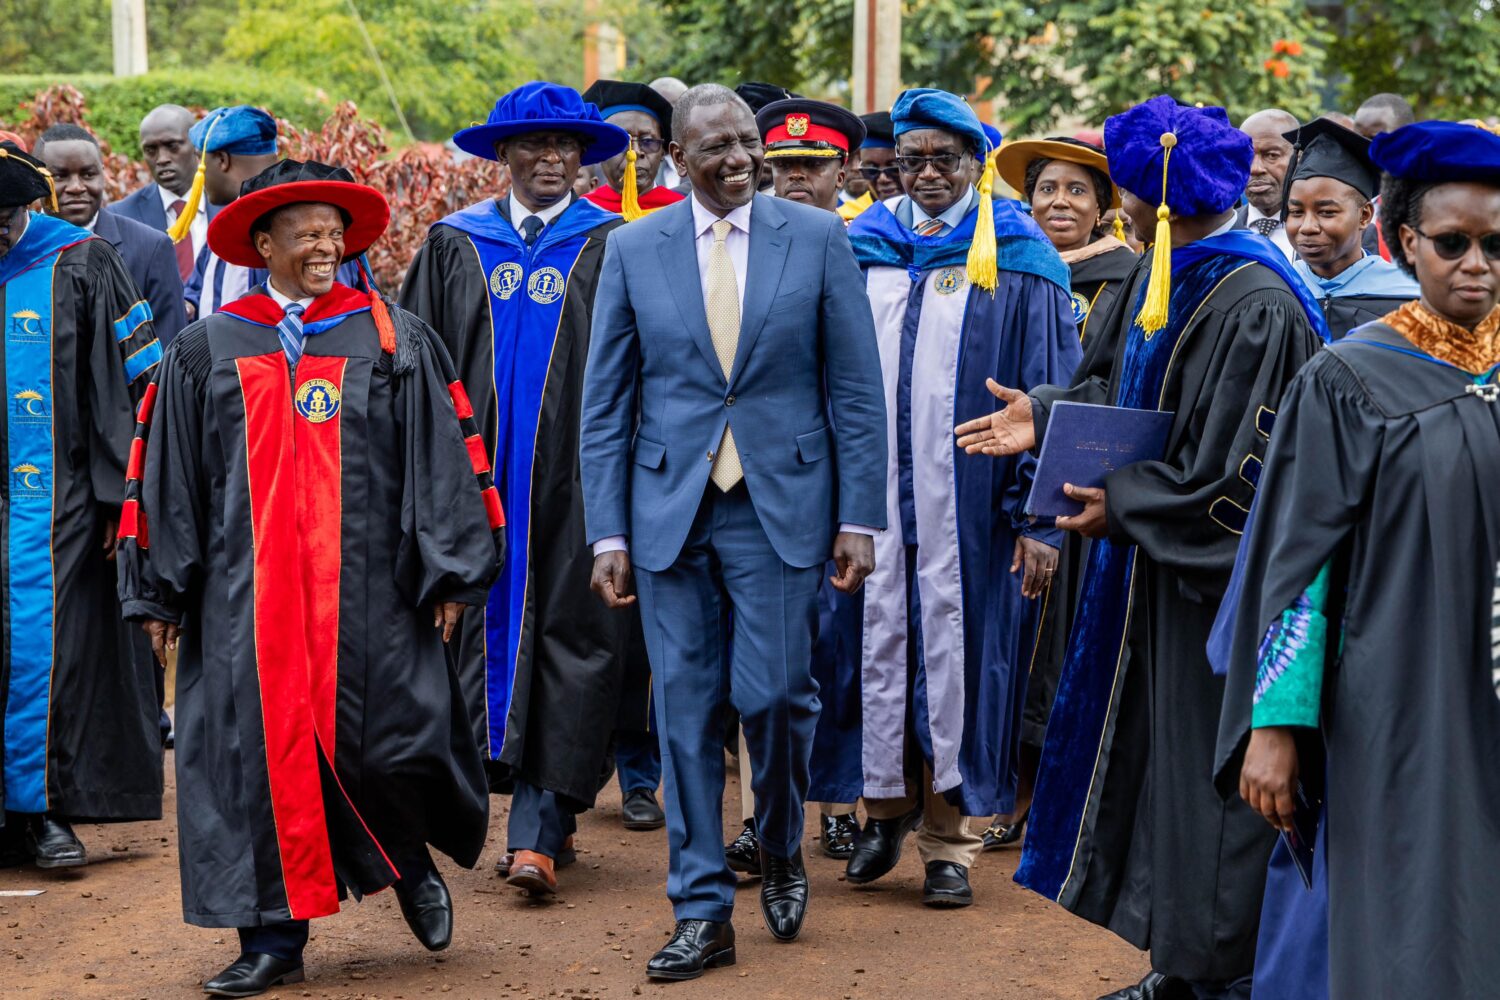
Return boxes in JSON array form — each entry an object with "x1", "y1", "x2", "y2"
[{"x1": 4, "y1": 85, "x2": 511, "y2": 295}]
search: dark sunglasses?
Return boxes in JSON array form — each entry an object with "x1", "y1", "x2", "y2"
[
  {"x1": 860, "y1": 163, "x2": 901, "y2": 181},
  {"x1": 895, "y1": 153, "x2": 967, "y2": 176},
  {"x1": 1413, "y1": 227, "x2": 1500, "y2": 262}
]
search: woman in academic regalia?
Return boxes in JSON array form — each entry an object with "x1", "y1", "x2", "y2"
[
  {"x1": 1217, "y1": 120, "x2": 1500, "y2": 1000},
  {"x1": 984, "y1": 136, "x2": 1137, "y2": 848}
]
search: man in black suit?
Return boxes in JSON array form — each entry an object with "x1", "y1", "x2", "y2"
[
  {"x1": 35, "y1": 125, "x2": 187, "y2": 344},
  {"x1": 110, "y1": 105, "x2": 202, "y2": 286}
]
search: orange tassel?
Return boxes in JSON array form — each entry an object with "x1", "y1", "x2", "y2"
[{"x1": 369, "y1": 289, "x2": 396, "y2": 354}]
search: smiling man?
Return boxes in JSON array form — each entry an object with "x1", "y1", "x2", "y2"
[
  {"x1": 121, "y1": 159, "x2": 503, "y2": 997},
  {"x1": 1235, "y1": 108, "x2": 1300, "y2": 259},
  {"x1": 400, "y1": 82, "x2": 649, "y2": 899},
  {"x1": 580, "y1": 82, "x2": 886, "y2": 980}
]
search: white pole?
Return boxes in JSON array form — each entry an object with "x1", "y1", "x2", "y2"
[
  {"x1": 852, "y1": 0, "x2": 901, "y2": 116},
  {"x1": 112, "y1": 0, "x2": 149, "y2": 78}
]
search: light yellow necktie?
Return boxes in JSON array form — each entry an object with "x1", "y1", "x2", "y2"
[{"x1": 706, "y1": 219, "x2": 743, "y2": 491}]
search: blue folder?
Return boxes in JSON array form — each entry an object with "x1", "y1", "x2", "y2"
[{"x1": 1026, "y1": 401, "x2": 1174, "y2": 518}]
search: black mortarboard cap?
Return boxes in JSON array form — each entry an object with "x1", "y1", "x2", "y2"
[
  {"x1": 580, "y1": 79, "x2": 676, "y2": 142},
  {"x1": 860, "y1": 111, "x2": 894, "y2": 149},
  {"x1": 735, "y1": 82, "x2": 798, "y2": 114},
  {"x1": 1282, "y1": 117, "x2": 1380, "y2": 202}
]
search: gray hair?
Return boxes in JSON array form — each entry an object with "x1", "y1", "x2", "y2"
[{"x1": 672, "y1": 84, "x2": 751, "y2": 136}]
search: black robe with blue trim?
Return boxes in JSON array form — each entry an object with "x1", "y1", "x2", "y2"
[{"x1": 0, "y1": 214, "x2": 162, "y2": 828}]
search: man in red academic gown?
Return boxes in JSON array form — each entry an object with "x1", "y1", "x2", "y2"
[{"x1": 581, "y1": 80, "x2": 686, "y2": 220}]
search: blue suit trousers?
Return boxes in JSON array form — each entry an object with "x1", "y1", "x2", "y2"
[{"x1": 635, "y1": 484, "x2": 821, "y2": 922}]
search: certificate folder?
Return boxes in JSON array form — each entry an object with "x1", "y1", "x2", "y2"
[{"x1": 1026, "y1": 402, "x2": 1173, "y2": 518}]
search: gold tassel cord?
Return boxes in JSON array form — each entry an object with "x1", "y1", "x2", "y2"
[
  {"x1": 1135, "y1": 132, "x2": 1176, "y2": 334},
  {"x1": 168, "y1": 112, "x2": 222, "y2": 245},
  {"x1": 1113, "y1": 213, "x2": 1127, "y2": 245},
  {"x1": 620, "y1": 143, "x2": 645, "y2": 222},
  {"x1": 966, "y1": 147, "x2": 999, "y2": 293}
]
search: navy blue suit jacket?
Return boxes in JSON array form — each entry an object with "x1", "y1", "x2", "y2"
[
  {"x1": 111, "y1": 182, "x2": 170, "y2": 232},
  {"x1": 580, "y1": 193, "x2": 888, "y2": 573},
  {"x1": 95, "y1": 207, "x2": 187, "y2": 343}
]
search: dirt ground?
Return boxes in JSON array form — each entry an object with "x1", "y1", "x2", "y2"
[{"x1": 1, "y1": 758, "x2": 1147, "y2": 1000}]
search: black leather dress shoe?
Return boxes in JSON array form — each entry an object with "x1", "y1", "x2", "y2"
[
  {"x1": 759, "y1": 846, "x2": 809, "y2": 942},
  {"x1": 1096, "y1": 971, "x2": 1193, "y2": 1000},
  {"x1": 646, "y1": 919, "x2": 735, "y2": 981},
  {"x1": 844, "y1": 807, "x2": 922, "y2": 884},
  {"x1": 203, "y1": 952, "x2": 305, "y2": 997},
  {"x1": 819, "y1": 812, "x2": 860, "y2": 860},
  {"x1": 724, "y1": 819, "x2": 762, "y2": 877},
  {"x1": 921, "y1": 860, "x2": 973, "y2": 907},
  {"x1": 394, "y1": 867, "x2": 453, "y2": 951},
  {"x1": 981, "y1": 810, "x2": 1027, "y2": 851},
  {"x1": 621, "y1": 788, "x2": 666, "y2": 831},
  {"x1": 27, "y1": 816, "x2": 85, "y2": 869}
]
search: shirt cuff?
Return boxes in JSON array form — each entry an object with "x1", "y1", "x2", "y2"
[
  {"x1": 838, "y1": 523, "x2": 878, "y2": 536},
  {"x1": 593, "y1": 535, "x2": 628, "y2": 556}
]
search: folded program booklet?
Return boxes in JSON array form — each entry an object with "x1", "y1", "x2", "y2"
[{"x1": 1026, "y1": 401, "x2": 1173, "y2": 518}]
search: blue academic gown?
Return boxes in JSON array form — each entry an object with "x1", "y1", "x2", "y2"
[{"x1": 835, "y1": 194, "x2": 1080, "y2": 815}]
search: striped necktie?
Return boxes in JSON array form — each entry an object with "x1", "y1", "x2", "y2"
[
  {"x1": 278, "y1": 302, "x2": 306, "y2": 364},
  {"x1": 915, "y1": 217, "x2": 945, "y2": 237}
]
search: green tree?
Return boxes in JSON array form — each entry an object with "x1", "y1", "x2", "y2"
[{"x1": 1320, "y1": 0, "x2": 1500, "y2": 116}]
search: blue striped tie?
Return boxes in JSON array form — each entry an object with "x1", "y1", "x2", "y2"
[{"x1": 278, "y1": 302, "x2": 305, "y2": 364}]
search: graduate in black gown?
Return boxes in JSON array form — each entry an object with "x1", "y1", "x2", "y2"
[
  {"x1": 1281, "y1": 118, "x2": 1419, "y2": 339},
  {"x1": 0, "y1": 143, "x2": 163, "y2": 873},
  {"x1": 1217, "y1": 120, "x2": 1500, "y2": 1000},
  {"x1": 956, "y1": 97, "x2": 1326, "y2": 1000},
  {"x1": 987, "y1": 135, "x2": 1137, "y2": 849},
  {"x1": 399, "y1": 83, "x2": 649, "y2": 895},
  {"x1": 118, "y1": 161, "x2": 503, "y2": 997}
]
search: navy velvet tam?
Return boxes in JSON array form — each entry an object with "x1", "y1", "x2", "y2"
[
  {"x1": 189, "y1": 106, "x2": 278, "y2": 156},
  {"x1": 1369, "y1": 120, "x2": 1500, "y2": 187},
  {"x1": 453, "y1": 81, "x2": 630, "y2": 166},
  {"x1": 890, "y1": 88, "x2": 989, "y2": 156},
  {"x1": 1103, "y1": 95, "x2": 1251, "y2": 216}
]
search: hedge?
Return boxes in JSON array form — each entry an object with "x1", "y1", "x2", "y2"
[{"x1": 0, "y1": 68, "x2": 331, "y2": 154}]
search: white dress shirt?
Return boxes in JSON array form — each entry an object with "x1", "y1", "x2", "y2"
[
  {"x1": 1243, "y1": 203, "x2": 1295, "y2": 260},
  {"x1": 508, "y1": 191, "x2": 571, "y2": 239},
  {"x1": 592, "y1": 193, "x2": 873, "y2": 557},
  {"x1": 909, "y1": 187, "x2": 977, "y2": 236},
  {"x1": 265, "y1": 281, "x2": 314, "y2": 313},
  {"x1": 158, "y1": 182, "x2": 207, "y2": 255}
]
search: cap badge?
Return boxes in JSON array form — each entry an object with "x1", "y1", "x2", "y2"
[{"x1": 786, "y1": 114, "x2": 810, "y2": 137}]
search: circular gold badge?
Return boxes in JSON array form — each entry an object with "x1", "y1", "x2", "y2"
[{"x1": 295, "y1": 378, "x2": 341, "y2": 423}]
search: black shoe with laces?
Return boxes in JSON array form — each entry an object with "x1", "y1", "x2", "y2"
[
  {"x1": 645, "y1": 919, "x2": 735, "y2": 981},
  {"x1": 724, "y1": 819, "x2": 762, "y2": 877},
  {"x1": 819, "y1": 812, "x2": 860, "y2": 860},
  {"x1": 27, "y1": 816, "x2": 85, "y2": 869},
  {"x1": 758, "y1": 846, "x2": 808, "y2": 942}
]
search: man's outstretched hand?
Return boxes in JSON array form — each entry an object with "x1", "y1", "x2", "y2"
[
  {"x1": 829, "y1": 531, "x2": 876, "y2": 594},
  {"x1": 592, "y1": 551, "x2": 637, "y2": 608},
  {"x1": 954, "y1": 379, "x2": 1037, "y2": 456}
]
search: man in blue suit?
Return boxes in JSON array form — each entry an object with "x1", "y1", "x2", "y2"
[
  {"x1": 580, "y1": 84, "x2": 887, "y2": 981},
  {"x1": 34, "y1": 125, "x2": 187, "y2": 346},
  {"x1": 110, "y1": 105, "x2": 203, "y2": 286}
]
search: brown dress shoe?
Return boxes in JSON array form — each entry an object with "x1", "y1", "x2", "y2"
[
  {"x1": 495, "y1": 836, "x2": 576, "y2": 877},
  {"x1": 506, "y1": 850, "x2": 558, "y2": 895}
]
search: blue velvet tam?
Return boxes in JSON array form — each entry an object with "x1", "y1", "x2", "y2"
[
  {"x1": 453, "y1": 81, "x2": 630, "y2": 166},
  {"x1": 981, "y1": 123, "x2": 1003, "y2": 153},
  {"x1": 891, "y1": 88, "x2": 988, "y2": 155},
  {"x1": 189, "y1": 106, "x2": 278, "y2": 156},
  {"x1": 1103, "y1": 95, "x2": 1252, "y2": 216},
  {"x1": 1369, "y1": 120, "x2": 1500, "y2": 187}
]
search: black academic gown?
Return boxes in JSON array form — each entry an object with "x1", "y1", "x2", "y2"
[
  {"x1": 1023, "y1": 241, "x2": 1136, "y2": 747},
  {"x1": 400, "y1": 198, "x2": 648, "y2": 808},
  {"x1": 0, "y1": 224, "x2": 163, "y2": 827},
  {"x1": 1216, "y1": 323, "x2": 1500, "y2": 999},
  {"x1": 1017, "y1": 254, "x2": 1321, "y2": 981},
  {"x1": 1319, "y1": 294, "x2": 1414, "y2": 340},
  {"x1": 117, "y1": 284, "x2": 502, "y2": 928}
]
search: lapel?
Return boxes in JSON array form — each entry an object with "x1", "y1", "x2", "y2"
[
  {"x1": 654, "y1": 199, "x2": 723, "y2": 382},
  {"x1": 92, "y1": 208, "x2": 123, "y2": 249},
  {"x1": 729, "y1": 193, "x2": 789, "y2": 385},
  {"x1": 139, "y1": 184, "x2": 168, "y2": 230}
]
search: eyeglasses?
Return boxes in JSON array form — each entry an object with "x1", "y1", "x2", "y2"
[
  {"x1": 631, "y1": 136, "x2": 664, "y2": 155},
  {"x1": 860, "y1": 164, "x2": 901, "y2": 181},
  {"x1": 1412, "y1": 227, "x2": 1500, "y2": 262},
  {"x1": 895, "y1": 153, "x2": 967, "y2": 176}
]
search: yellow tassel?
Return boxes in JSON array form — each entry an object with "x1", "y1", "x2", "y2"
[
  {"x1": 168, "y1": 112, "x2": 221, "y2": 245},
  {"x1": 965, "y1": 148, "x2": 999, "y2": 293},
  {"x1": 620, "y1": 144, "x2": 644, "y2": 222},
  {"x1": 1113, "y1": 214, "x2": 1127, "y2": 244},
  {"x1": 1134, "y1": 133, "x2": 1177, "y2": 334}
]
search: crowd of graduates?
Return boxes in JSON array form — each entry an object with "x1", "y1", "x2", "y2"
[{"x1": 0, "y1": 70, "x2": 1497, "y2": 1000}]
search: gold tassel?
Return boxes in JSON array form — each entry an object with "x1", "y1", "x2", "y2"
[
  {"x1": 620, "y1": 143, "x2": 644, "y2": 222},
  {"x1": 168, "y1": 112, "x2": 221, "y2": 245},
  {"x1": 1135, "y1": 133, "x2": 1177, "y2": 334},
  {"x1": 1113, "y1": 214, "x2": 1127, "y2": 244},
  {"x1": 965, "y1": 148, "x2": 999, "y2": 293}
]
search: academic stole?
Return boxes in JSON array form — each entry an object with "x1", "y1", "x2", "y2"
[{"x1": 1016, "y1": 252, "x2": 1253, "y2": 902}]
